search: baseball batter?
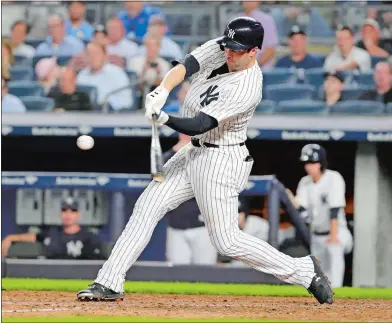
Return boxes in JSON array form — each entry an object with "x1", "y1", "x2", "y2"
[
  {"x1": 293, "y1": 144, "x2": 353, "y2": 288},
  {"x1": 77, "y1": 17, "x2": 333, "y2": 304}
]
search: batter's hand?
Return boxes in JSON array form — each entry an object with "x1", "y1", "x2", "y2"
[
  {"x1": 145, "y1": 86, "x2": 169, "y2": 119},
  {"x1": 153, "y1": 111, "x2": 169, "y2": 126}
]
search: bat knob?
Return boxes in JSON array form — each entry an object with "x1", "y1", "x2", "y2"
[{"x1": 153, "y1": 173, "x2": 165, "y2": 183}]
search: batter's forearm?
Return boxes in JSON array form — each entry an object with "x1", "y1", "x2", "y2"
[
  {"x1": 166, "y1": 112, "x2": 218, "y2": 136},
  {"x1": 329, "y1": 219, "x2": 339, "y2": 239},
  {"x1": 160, "y1": 64, "x2": 186, "y2": 92},
  {"x1": 8, "y1": 232, "x2": 37, "y2": 243}
]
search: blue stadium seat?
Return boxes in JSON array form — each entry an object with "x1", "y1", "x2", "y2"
[
  {"x1": 76, "y1": 85, "x2": 98, "y2": 106},
  {"x1": 255, "y1": 100, "x2": 276, "y2": 114},
  {"x1": 25, "y1": 39, "x2": 44, "y2": 49},
  {"x1": 10, "y1": 66, "x2": 33, "y2": 81},
  {"x1": 356, "y1": 72, "x2": 374, "y2": 87},
  {"x1": 329, "y1": 100, "x2": 385, "y2": 115},
  {"x1": 341, "y1": 86, "x2": 371, "y2": 101},
  {"x1": 371, "y1": 56, "x2": 386, "y2": 68},
  {"x1": 20, "y1": 96, "x2": 55, "y2": 111},
  {"x1": 386, "y1": 103, "x2": 392, "y2": 114},
  {"x1": 263, "y1": 68, "x2": 297, "y2": 88},
  {"x1": 313, "y1": 55, "x2": 327, "y2": 64},
  {"x1": 8, "y1": 81, "x2": 43, "y2": 97},
  {"x1": 304, "y1": 68, "x2": 325, "y2": 90},
  {"x1": 57, "y1": 56, "x2": 72, "y2": 67},
  {"x1": 276, "y1": 100, "x2": 327, "y2": 114},
  {"x1": 265, "y1": 84, "x2": 316, "y2": 103},
  {"x1": 14, "y1": 55, "x2": 31, "y2": 66}
]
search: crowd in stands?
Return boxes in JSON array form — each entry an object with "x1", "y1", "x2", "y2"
[{"x1": 1, "y1": 1, "x2": 391, "y2": 114}]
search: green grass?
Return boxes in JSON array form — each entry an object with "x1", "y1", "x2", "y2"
[
  {"x1": 3, "y1": 278, "x2": 392, "y2": 299},
  {"x1": 2, "y1": 317, "x2": 304, "y2": 323}
]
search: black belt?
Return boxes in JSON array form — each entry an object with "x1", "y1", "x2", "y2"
[
  {"x1": 313, "y1": 231, "x2": 330, "y2": 236},
  {"x1": 191, "y1": 138, "x2": 245, "y2": 148}
]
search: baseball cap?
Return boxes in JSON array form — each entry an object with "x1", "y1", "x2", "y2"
[
  {"x1": 323, "y1": 71, "x2": 345, "y2": 83},
  {"x1": 61, "y1": 197, "x2": 79, "y2": 211},
  {"x1": 362, "y1": 18, "x2": 380, "y2": 31},
  {"x1": 288, "y1": 25, "x2": 306, "y2": 38},
  {"x1": 93, "y1": 24, "x2": 107, "y2": 35}
]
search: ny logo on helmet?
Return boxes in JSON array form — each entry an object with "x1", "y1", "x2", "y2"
[{"x1": 228, "y1": 29, "x2": 235, "y2": 39}]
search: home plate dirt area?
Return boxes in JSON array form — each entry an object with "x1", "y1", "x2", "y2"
[{"x1": 2, "y1": 291, "x2": 392, "y2": 321}]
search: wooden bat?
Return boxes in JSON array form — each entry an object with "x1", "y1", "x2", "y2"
[{"x1": 150, "y1": 114, "x2": 164, "y2": 183}]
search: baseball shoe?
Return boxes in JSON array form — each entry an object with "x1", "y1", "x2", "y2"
[
  {"x1": 307, "y1": 256, "x2": 334, "y2": 305},
  {"x1": 77, "y1": 283, "x2": 124, "y2": 301}
]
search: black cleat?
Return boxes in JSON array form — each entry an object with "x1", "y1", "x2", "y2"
[
  {"x1": 77, "y1": 283, "x2": 124, "y2": 301},
  {"x1": 307, "y1": 256, "x2": 334, "y2": 305}
]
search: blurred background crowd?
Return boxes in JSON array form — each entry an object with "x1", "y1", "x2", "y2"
[{"x1": 1, "y1": 0, "x2": 391, "y2": 115}]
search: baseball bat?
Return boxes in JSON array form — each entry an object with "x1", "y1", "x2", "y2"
[{"x1": 150, "y1": 114, "x2": 165, "y2": 183}]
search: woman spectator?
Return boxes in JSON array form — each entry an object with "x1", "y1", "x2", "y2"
[{"x1": 2, "y1": 40, "x2": 14, "y2": 80}]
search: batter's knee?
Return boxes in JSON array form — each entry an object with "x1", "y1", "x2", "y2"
[{"x1": 210, "y1": 231, "x2": 243, "y2": 258}]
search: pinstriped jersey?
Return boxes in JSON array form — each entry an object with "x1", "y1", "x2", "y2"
[{"x1": 182, "y1": 39, "x2": 263, "y2": 145}]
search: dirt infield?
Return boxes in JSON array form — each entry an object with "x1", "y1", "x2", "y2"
[{"x1": 2, "y1": 291, "x2": 392, "y2": 321}]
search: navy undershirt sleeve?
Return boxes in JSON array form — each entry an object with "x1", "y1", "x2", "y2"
[{"x1": 165, "y1": 112, "x2": 218, "y2": 136}]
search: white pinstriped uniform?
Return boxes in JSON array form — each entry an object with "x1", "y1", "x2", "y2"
[{"x1": 95, "y1": 39, "x2": 316, "y2": 293}]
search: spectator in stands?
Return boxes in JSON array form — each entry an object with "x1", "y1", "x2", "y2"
[
  {"x1": 1, "y1": 76, "x2": 26, "y2": 113},
  {"x1": 77, "y1": 42, "x2": 133, "y2": 111},
  {"x1": 275, "y1": 26, "x2": 323, "y2": 69},
  {"x1": 48, "y1": 67, "x2": 92, "y2": 111},
  {"x1": 35, "y1": 57, "x2": 61, "y2": 95},
  {"x1": 324, "y1": 26, "x2": 371, "y2": 72},
  {"x1": 128, "y1": 34, "x2": 170, "y2": 107},
  {"x1": 106, "y1": 16, "x2": 139, "y2": 68},
  {"x1": 139, "y1": 15, "x2": 183, "y2": 61},
  {"x1": 323, "y1": 71, "x2": 345, "y2": 106},
  {"x1": 1, "y1": 197, "x2": 102, "y2": 260},
  {"x1": 68, "y1": 25, "x2": 107, "y2": 72},
  {"x1": 35, "y1": 15, "x2": 85, "y2": 57},
  {"x1": 356, "y1": 19, "x2": 389, "y2": 58},
  {"x1": 9, "y1": 20, "x2": 35, "y2": 58},
  {"x1": 359, "y1": 61, "x2": 392, "y2": 104},
  {"x1": 240, "y1": 1, "x2": 278, "y2": 69},
  {"x1": 65, "y1": 1, "x2": 94, "y2": 42},
  {"x1": 2, "y1": 40, "x2": 14, "y2": 79},
  {"x1": 117, "y1": 1, "x2": 162, "y2": 42}
]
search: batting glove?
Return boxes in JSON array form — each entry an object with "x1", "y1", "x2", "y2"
[
  {"x1": 145, "y1": 86, "x2": 169, "y2": 119},
  {"x1": 147, "y1": 111, "x2": 169, "y2": 126}
]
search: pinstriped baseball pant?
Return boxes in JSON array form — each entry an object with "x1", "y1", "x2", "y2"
[{"x1": 95, "y1": 143, "x2": 316, "y2": 293}]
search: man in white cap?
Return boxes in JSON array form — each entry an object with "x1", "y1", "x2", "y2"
[{"x1": 356, "y1": 18, "x2": 389, "y2": 58}]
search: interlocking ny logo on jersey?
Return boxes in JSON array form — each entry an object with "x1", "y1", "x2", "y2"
[
  {"x1": 200, "y1": 85, "x2": 219, "y2": 107},
  {"x1": 228, "y1": 29, "x2": 235, "y2": 39}
]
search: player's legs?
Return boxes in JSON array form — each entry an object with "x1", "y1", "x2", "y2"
[
  {"x1": 188, "y1": 146, "x2": 315, "y2": 288},
  {"x1": 94, "y1": 146, "x2": 194, "y2": 293},
  {"x1": 166, "y1": 227, "x2": 192, "y2": 265},
  {"x1": 310, "y1": 235, "x2": 331, "y2": 277},
  {"x1": 189, "y1": 226, "x2": 217, "y2": 265}
]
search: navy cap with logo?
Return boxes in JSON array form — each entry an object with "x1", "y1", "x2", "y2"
[
  {"x1": 288, "y1": 25, "x2": 306, "y2": 38},
  {"x1": 216, "y1": 17, "x2": 264, "y2": 51},
  {"x1": 61, "y1": 197, "x2": 79, "y2": 211}
]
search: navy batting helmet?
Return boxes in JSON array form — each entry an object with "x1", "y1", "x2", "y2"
[
  {"x1": 299, "y1": 144, "x2": 328, "y2": 169},
  {"x1": 216, "y1": 17, "x2": 264, "y2": 51}
]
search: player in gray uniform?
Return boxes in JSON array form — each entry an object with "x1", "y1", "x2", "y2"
[
  {"x1": 292, "y1": 144, "x2": 353, "y2": 288},
  {"x1": 77, "y1": 17, "x2": 333, "y2": 304}
]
